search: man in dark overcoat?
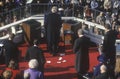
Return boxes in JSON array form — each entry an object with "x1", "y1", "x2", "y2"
[
  {"x1": 44, "y1": 6, "x2": 62, "y2": 56},
  {"x1": 3, "y1": 33, "x2": 19, "y2": 66},
  {"x1": 102, "y1": 24, "x2": 117, "y2": 79},
  {"x1": 25, "y1": 39, "x2": 46, "y2": 75},
  {"x1": 73, "y1": 29, "x2": 90, "y2": 79}
]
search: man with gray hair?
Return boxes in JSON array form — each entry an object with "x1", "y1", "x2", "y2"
[
  {"x1": 73, "y1": 29, "x2": 90, "y2": 79},
  {"x1": 95, "y1": 64, "x2": 109, "y2": 79}
]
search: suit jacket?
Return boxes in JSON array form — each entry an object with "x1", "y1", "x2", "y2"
[
  {"x1": 95, "y1": 72, "x2": 109, "y2": 79},
  {"x1": 73, "y1": 36, "x2": 90, "y2": 74},
  {"x1": 25, "y1": 46, "x2": 46, "y2": 72},
  {"x1": 3, "y1": 39, "x2": 19, "y2": 65}
]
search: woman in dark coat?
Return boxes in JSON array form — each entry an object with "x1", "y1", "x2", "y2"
[
  {"x1": 44, "y1": 6, "x2": 62, "y2": 56},
  {"x1": 73, "y1": 29, "x2": 90, "y2": 79}
]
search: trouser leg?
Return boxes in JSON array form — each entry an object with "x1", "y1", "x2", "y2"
[{"x1": 77, "y1": 73, "x2": 84, "y2": 79}]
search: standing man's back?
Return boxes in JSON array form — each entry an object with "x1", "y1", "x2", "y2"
[
  {"x1": 25, "y1": 39, "x2": 46, "y2": 74},
  {"x1": 73, "y1": 29, "x2": 90, "y2": 79}
]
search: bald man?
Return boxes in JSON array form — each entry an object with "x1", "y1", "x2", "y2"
[{"x1": 95, "y1": 64, "x2": 109, "y2": 79}]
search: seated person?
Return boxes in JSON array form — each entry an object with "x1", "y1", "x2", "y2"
[
  {"x1": 0, "y1": 70, "x2": 12, "y2": 79},
  {"x1": 93, "y1": 54, "x2": 107, "y2": 78},
  {"x1": 95, "y1": 64, "x2": 109, "y2": 79},
  {"x1": 1, "y1": 59, "x2": 21, "y2": 79}
]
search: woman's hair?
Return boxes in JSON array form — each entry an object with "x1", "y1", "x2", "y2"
[
  {"x1": 2, "y1": 70, "x2": 12, "y2": 79},
  {"x1": 28, "y1": 59, "x2": 39, "y2": 69}
]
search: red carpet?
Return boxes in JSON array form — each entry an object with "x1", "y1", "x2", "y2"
[{"x1": 0, "y1": 43, "x2": 99, "y2": 79}]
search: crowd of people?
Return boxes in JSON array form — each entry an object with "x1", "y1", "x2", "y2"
[
  {"x1": 0, "y1": 0, "x2": 120, "y2": 79},
  {"x1": 73, "y1": 22, "x2": 120, "y2": 79},
  {"x1": 0, "y1": 0, "x2": 120, "y2": 36},
  {"x1": 0, "y1": 33, "x2": 46, "y2": 79}
]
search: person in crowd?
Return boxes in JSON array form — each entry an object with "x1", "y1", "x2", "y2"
[
  {"x1": 1, "y1": 59, "x2": 21, "y2": 79},
  {"x1": 117, "y1": 26, "x2": 120, "y2": 39},
  {"x1": 90, "y1": 0, "x2": 98, "y2": 10},
  {"x1": 112, "y1": 0, "x2": 120, "y2": 16},
  {"x1": 102, "y1": 24, "x2": 117, "y2": 79},
  {"x1": 4, "y1": 0, "x2": 15, "y2": 12},
  {"x1": 96, "y1": 12, "x2": 105, "y2": 26},
  {"x1": 83, "y1": 5, "x2": 92, "y2": 21},
  {"x1": 2, "y1": 33, "x2": 20, "y2": 67},
  {"x1": 93, "y1": 54, "x2": 107, "y2": 78},
  {"x1": 48, "y1": 0, "x2": 56, "y2": 4},
  {"x1": 105, "y1": 12, "x2": 112, "y2": 25},
  {"x1": 97, "y1": 0, "x2": 104, "y2": 11},
  {"x1": 0, "y1": 1, "x2": 4, "y2": 13},
  {"x1": 115, "y1": 55, "x2": 120, "y2": 79},
  {"x1": 24, "y1": 59, "x2": 43, "y2": 79},
  {"x1": 90, "y1": 0, "x2": 98, "y2": 19},
  {"x1": 118, "y1": 14, "x2": 120, "y2": 25},
  {"x1": 70, "y1": 0, "x2": 80, "y2": 17},
  {"x1": 73, "y1": 29, "x2": 90, "y2": 79},
  {"x1": 25, "y1": 39, "x2": 46, "y2": 74},
  {"x1": 14, "y1": 0, "x2": 25, "y2": 8},
  {"x1": 44, "y1": 6, "x2": 62, "y2": 56},
  {"x1": 77, "y1": 0, "x2": 85, "y2": 18},
  {"x1": 111, "y1": 20, "x2": 118, "y2": 30},
  {"x1": 64, "y1": 0, "x2": 71, "y2": 6},
  {"x1": 70, "y1": 0, "x2": 78, "y2": 4},
  {"x1": 95, "y1": 64, "x2": 109, "y2": 79},
  {"x1": 4, "y1": 15, "x2": 11, "y2": 25},
  {"x1": 0, "y1": 70, "x2": 12, "y2": 79},
  {"x1": 85, "y1": 0, "x2": 91, "y2": 7},
  {"x1": 64, "y1": 5, "x2": 73, "y2": 17},
  {"x1": 103, "y1": 0, "x2": 112, "y2": 13}
]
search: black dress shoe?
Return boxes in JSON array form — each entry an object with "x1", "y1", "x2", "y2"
[{"x1": 52, "y1": 53, "x2": 57, "y2": 56}]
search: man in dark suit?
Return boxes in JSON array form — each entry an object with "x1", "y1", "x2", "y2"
[
  {"x1": 102, "y1": 24, "x2": 117, "y2": 79},
  {"x1": 44, "y1": 6, "x2": 62, "y2": 56},
  {"x1": 3, "y1": 33, "x2": 20, "y2": 67},
  {"x1": 73, "y1": 29, "x2": 90, "y2": 79},
  {"x1": 25, "y1": 39, "x2": 46, "y2": 74}
]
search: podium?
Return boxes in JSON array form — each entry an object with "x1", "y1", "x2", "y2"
[
  {"x1": 61, "y1": 23, "x2": 74, "y2": 52},
  {"x1": 22, "y1": 20, "x2": 41, "y2": 45}
]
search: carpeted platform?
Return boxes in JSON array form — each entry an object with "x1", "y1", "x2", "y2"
[{"x1": 0, "y1": 43, "x2": 99, "y2": 79}]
